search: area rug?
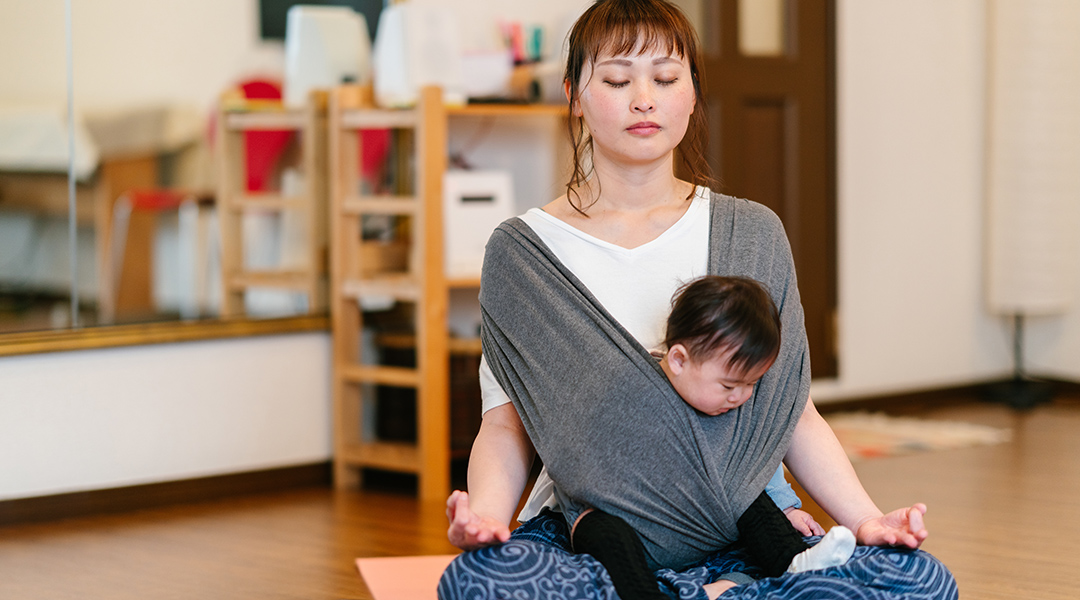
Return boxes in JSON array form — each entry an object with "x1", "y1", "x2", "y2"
[
  {"x1": 356, "y1": 554, "x2": 457, "y2": 600},
  {"x1": 824, "y1": 411, "x2": 1012, "y2": 461}
]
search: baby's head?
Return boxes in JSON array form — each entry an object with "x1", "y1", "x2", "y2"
[{"x1": 661, "y1": 276, "x2": 781, "y2": 416}]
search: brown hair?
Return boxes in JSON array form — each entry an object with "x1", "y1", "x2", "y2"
[
  {"x1": 563, "y1": 0, "x2": 712, "y2": 215},
  {"x1": 665, "y1": 276, "x2": 781, "y2": 376}
]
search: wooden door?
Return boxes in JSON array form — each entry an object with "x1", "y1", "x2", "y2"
[{"x1": 700, "y1": 0, "x2": 837, "y2": 377}]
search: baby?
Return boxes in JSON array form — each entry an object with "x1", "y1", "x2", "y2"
[{"x1": 570, "y1": 276, "x2": 856, "y2": 599}]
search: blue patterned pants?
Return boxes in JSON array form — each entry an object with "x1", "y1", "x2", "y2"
[{"x1": 438, "y1": 511, "x2": 957, "y2": 600}]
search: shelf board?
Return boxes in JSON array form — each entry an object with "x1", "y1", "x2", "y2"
[
  {"x1": 227, "y1": 271, "x2": 317, "y2": 290},
  {"x1": 229, "y1": 194, "x2": 308, "y2": 212},
  {"x1": 341, "y1": 276, "x2": 420, "y2": 302},
  {"x1": 339, "y1": 441, "x2": 420, "y2": 473},
  {"x1": 447, "y1": 277, "x2": 481, "y2": 289},
  {"x1": 449, "y1": 103, "x2": 567, "y2": 118},
  {"x1": 342, "y1": 196, "x2": 419, "y2": 216},
  {"x1": 338, "y1": 103, "x2": 564, "y2": 131},
  {"x1": 339, "y1": 364, "x2": 420, "y2": 387},
  {"x1": 340, "y1": 109, "x2": 419, "y2": 129},
  {"x1": 225, "y1": 110, "x2": 306, "y2": 131},
  {"x1": 450, "y1": 337, "x2": 483, "y2": 355},
  {"x1": 376, "y1": 333, "x2": 482, "y2": 356}
]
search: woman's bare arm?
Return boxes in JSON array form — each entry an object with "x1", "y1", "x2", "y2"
[
  {"x1": 446, "y1": 402, "x2": 536, "y2": 550},
  {"x1": 784, "y1": 397, "x2": 928, "y2": 548}
]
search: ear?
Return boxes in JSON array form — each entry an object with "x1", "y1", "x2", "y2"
[
  {"x1": 666, "y1": 343, "x2": 691, "y2": 375},
  {"x1": 565, "y1": 79, "x2": 583, "y2": 117},
  {"x1": 689, "y1": 76, "x2": 697, "y2": 115}
]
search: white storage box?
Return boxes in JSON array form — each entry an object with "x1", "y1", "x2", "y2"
[{"x1": 443, "y1": 170, "x2": 514, "y2": 279}]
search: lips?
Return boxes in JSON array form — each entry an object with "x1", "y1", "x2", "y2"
[{"x1": 627, "y1": 121, "x2": 661, "y2": 134}]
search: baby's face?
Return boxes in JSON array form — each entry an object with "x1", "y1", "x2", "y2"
[{"x1": 670, "y1": 349, "x2": 772, "y2": 416}]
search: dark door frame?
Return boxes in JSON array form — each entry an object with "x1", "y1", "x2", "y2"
[{"x1": 700, "y1": 0, "x2": 838, "y2": 377}]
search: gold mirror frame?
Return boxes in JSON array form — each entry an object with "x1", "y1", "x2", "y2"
[{"x1": 0, "y1": 315, "x2": 328, "y2": 358}]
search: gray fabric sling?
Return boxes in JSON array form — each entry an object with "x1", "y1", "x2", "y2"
[{"x1": 479, "y1": 192, "x2": 811, "y2": 571}]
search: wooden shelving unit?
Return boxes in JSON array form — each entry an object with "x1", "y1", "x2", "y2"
[
  {"x1": 215, "y1": 94, "x2": 329, "y2": 318},
  {"x1": 329, "y1": 85, "x2": 566, "y2": 500}
]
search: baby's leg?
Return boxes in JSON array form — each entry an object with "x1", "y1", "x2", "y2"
[
  {"x1": 572, "y1": 509, "x2": 668, "y2": 600},
  {"x1": 736, "y1": 491, "x2": 854, "y2": 577},
  {"x1": 786, "y1": 526, "x2": 856, "y2": 574}
]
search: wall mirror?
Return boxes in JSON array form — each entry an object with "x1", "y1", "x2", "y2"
[{"x1": 0, "y1": 1, "x2": 390, "y2": 354}]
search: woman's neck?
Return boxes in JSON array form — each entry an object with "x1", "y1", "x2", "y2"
[
  {"x1": 544, "y1": 155, "x2": 697, "y2": 249},
  {"x1": 544, "y1": 185, "x2": 696, "y2": 249},
  {"x1": 586, "y1": 152, "x2": 686, "y2": 211}
]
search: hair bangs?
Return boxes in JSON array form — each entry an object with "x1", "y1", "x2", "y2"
[{"x1": 581, "y1": 1, "x2": 688, "y2": 65}]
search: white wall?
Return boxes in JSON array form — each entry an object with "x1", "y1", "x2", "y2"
[
  {"x1": 813, "y1": 0, "x2": 1080, "y2": 399},
  {"x1": 0, "y1": 332, "x2": 331, "y2": 501},
  {"x1": 813, "y1": 0, "x2": 1014, "y2": 400},
  {"x1": 0, "y1": 0, "x2": 269, "y2": 111}
]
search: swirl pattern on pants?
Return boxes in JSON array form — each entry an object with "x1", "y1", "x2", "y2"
[{"x1": 438, "y1": 511, "x2": 957, "y2": 600}]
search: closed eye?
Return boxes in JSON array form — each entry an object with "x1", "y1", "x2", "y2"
[
  {"x1": 605, "y1": 80, "x2": 629, "y2": 88},
  {"x1": 656, "y1": 78, "x2": 679, "y2": 86}
]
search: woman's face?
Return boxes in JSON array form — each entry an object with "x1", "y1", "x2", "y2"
[{"x1": 573, "y1": 41, "x2": 696, "y2": 170}]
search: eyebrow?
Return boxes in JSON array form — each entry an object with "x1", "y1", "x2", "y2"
[{"x1": 596, "y1": 57, "x2": 681, "y2": 67}]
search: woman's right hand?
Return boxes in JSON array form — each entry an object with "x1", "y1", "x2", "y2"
[{"x1": 446, "y1": 489, "x2": 512, "y2": 551}]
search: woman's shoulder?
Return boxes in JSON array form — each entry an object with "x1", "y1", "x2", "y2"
[{"x1": 704, "y1": 189, "x2": 786, "y2": 234}]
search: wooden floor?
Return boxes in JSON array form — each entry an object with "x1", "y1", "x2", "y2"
[{"x1": 2, "y1": 394, "x2": 1078, "y2": 599}]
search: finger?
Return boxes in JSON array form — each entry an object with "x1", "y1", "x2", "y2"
[
  {"x1": 811, "y1": 521, "x2": 826, "y2": 536},
  {"x1": 907, "y1": 506, "x2": 925, "y2": 534},
  {"x1": 453, "y1": 493, "x2": 472, "y2": 525},
  {"x1": 496, "y1": 526, "x2": 511, "y2": 542},
  {"x1": 447, "y1": 489, "x2": 459, "y2": 510},
  {"x1": 446, "y1": 490, "x2": 461, "y2": 519}
]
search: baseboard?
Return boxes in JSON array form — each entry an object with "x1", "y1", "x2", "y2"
[
  {"x1": 815, "y1": 377, "x2": 1080, "y2": 415},
  {"x1": 0, "y1": 461, "x2": 331, "y2": 528},
  {"x1": 814, "y1": 383, "x2": 988, "y2": 415}
]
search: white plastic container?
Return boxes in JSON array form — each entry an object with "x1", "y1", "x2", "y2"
[
  {"x1": 284, "y1": 6, "x2": 372, "y2": 108},
  {"x1": 372, "y1": 3, "x2": 466, "y2": 108}
]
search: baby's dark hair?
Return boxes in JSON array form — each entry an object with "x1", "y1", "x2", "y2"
[{"x1": 664, "y1": 276, "x2": 781, "y2": 375}]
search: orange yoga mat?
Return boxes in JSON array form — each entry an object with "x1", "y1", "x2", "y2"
[{"x1": 355, "y1": 555, "x2": 458, "y2": 600}]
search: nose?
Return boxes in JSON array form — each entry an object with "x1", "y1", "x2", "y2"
[
  {"x1": 631, "y1": 83, "x2": 654, "y2": 113},
  {"x1": 730, "y1": 386, "x2": 752, "y2": 405}
]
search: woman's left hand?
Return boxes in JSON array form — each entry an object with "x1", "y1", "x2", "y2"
[{"x1": 855, "y1": 503, "x2": 929, "y2": 549}]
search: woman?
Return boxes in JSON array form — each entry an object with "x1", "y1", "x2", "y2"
[{"x1": 440, "y1": 1, "x2": 956, "y2": 598}]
